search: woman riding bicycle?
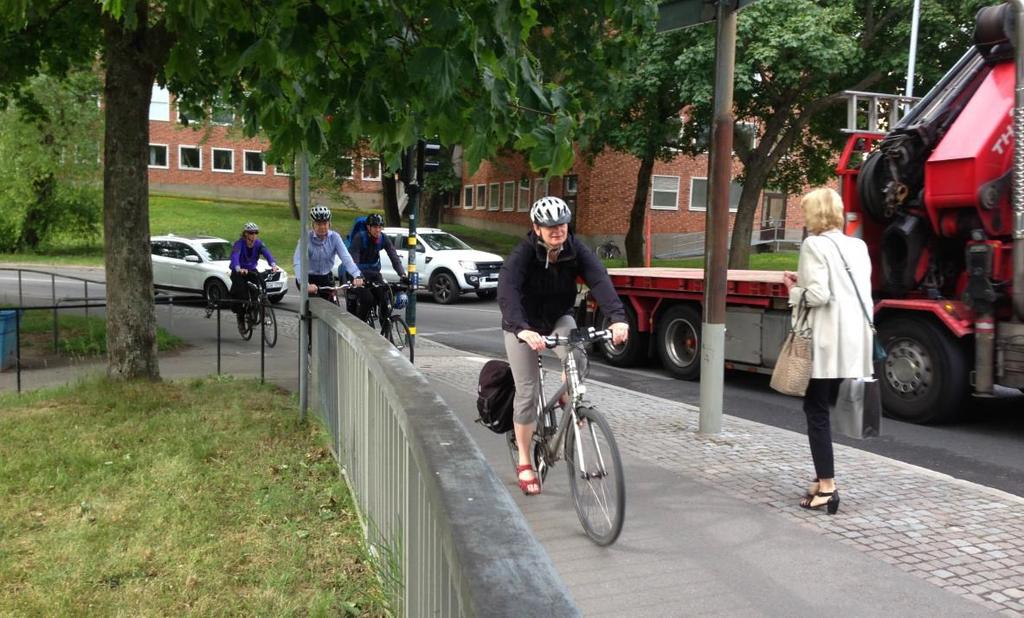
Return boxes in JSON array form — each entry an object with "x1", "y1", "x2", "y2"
[
  {"x1": 497, "y1": 196, "x2": 629, "y2": 496},
  {"x1": 349, "y1": 213, "x2": 409, "y2": 323},
  {"x1": 292, "y1": 205, "x2": 363, "y2": 301},
  {"x1": 229, "y1": 222, "x2": 280, "y2": 331}
]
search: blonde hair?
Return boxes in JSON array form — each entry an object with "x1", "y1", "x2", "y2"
[{"x1": 801, "y1": 187, "x2": 844, "y2": 235}]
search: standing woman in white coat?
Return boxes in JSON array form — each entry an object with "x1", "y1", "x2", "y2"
[{"x1": 782, "y1": 188, "x2": 874, "y2": 515}]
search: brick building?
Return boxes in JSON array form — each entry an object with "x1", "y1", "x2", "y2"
[
  {"x1": 145, "y1": 85, "x2": 384, "y2": 209},
  {"x1": 446, "y1": 148, "x2": 807, "y2": 258}
]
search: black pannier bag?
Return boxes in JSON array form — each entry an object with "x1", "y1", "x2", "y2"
[{"x1": 476, "y1": 360, "x2": 516, "y2": 433}]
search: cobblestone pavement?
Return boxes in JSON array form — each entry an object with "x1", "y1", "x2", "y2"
[{"x1": 417, "y1": 342, "x2": 1024, "y2": 616}]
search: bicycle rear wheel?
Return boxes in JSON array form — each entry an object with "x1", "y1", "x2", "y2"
[
  {"x1": 564, "y1": 406, "x2": 625, "y2": 546},
  {"x1": 387, "y1": 316, "x2": 411, "y2": 358},
  {"x1": 240, "y1": 304, "x2": 255, "y2": 340},
  {"x1": 261, "y1": 303, "x2": 278, "y2": 347}
]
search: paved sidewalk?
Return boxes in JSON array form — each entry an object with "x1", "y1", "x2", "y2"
[{"x1": 4, "y1": 333, "x2": 1022, "y2": 615}]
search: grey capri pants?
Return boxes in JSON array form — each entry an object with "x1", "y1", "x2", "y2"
[{"x1": 503, "y1": 314, "x2": 587, "y2": 425}]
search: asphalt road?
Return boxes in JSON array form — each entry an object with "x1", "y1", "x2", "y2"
[{"x1": 4, "y1": 265, "x2": 1023, "y2": 498}]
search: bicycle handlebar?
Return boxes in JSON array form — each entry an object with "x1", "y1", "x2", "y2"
[{"x1": 541, "y1": 328, "x2": 612, "y2": 348}]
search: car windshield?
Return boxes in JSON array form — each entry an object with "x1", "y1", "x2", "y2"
[
  {"x1": 200, "y1": 241, "x2": 233, "y2": 262},
  {"x1": 420, "y1": 232, "x2": 471, "y2": 251}
]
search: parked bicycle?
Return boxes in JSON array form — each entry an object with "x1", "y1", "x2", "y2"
[
  {"x1": 236, "y1": 270, "x2": 278, "y2": 347},
  {"x1": 507, "y1": 327, "x2": 625, "y2": 546},
  {"x1": 596, "y1": 239, "x2": 622, "y2": 260},
  {"x1": 357, "y1": 280, "x2": 412, "y2": 358}
]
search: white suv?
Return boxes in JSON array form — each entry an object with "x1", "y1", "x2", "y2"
[
  {"x1": 336, "y1": 227, "x2": 502, "y2": 304},
  {"x1": 150, "y1": 234, "x2": 289, "y2": 303}
]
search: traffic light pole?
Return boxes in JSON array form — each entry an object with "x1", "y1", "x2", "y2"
[{"x1": 402, "y1": 142, "x2": 425, "y2": 363}]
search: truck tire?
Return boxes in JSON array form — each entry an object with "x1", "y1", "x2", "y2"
[
  {"x1": 877, "y1": 317, "x2": 967, "y2": 424},
  {"x1": 657, "y1": 304, "x2": 702, "y2": 380},
  {"x1": 596, "y1": 304, "x2": 647, "y2": 367}
]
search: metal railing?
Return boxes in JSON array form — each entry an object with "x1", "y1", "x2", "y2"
[{"x1": 308, "y1": 299, "x2": 578, "y2": 617}]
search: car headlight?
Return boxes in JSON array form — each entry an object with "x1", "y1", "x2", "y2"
[{"x1": 459, "y1": 260, "x2": 478, "y2": 271}]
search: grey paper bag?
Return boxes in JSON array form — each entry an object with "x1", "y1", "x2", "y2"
[{"x1": 833, "y1": 378, "x2": 882, "y2": 439}]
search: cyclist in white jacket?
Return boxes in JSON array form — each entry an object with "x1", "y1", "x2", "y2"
[{"x1": 293, "y1": 205, "x2": 363, "y2": 299}]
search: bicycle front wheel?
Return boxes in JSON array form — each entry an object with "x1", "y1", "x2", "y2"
[
  {"x1": 387, "y1": 316, "x2": 412, "y2": 358},
  {"x1": 261, "y1": 304, "x2": 278, "y2": 348},
  {"x1": 564, "y1": 406, "x2": 625, "y2": 546},
  {"x1": 240, "y1": 305, "x2": 255, "y2": 340}
]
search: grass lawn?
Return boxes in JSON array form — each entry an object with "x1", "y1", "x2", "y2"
[
  {"x1": 602, "y1": 251, "x2": 799, "y2": 271},
  {"x1": 0, "y1": 377, "x2": 387, "y2": 616},
  {"x1": 12, "y1": 309, "x2": 183, "y2": 357}
]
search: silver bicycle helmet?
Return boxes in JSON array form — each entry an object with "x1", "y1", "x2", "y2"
[
  {"x1": 529, "y1": 196, "x2": 572, "y2": 227},
  {"x1": 310, "y1": 205, "x2": 332, "y2": 222},
  {"x1": 243, "y1": 222, "x2": 259, "y2": 233}
]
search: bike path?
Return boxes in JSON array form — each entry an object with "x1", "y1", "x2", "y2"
[{"x1": 417, "y1": 340, "x2": 1014, "y2": 616}]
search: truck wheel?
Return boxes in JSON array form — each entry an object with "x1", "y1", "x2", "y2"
[
  {"x1": 877, "y1": 317, "x2": 967, "y2": 424},
  {"x1": 596, "y1": 305, "x2": 647, "y2": 367},
  {"x1": 657, "y1": 304, "x2": 702, "y2": 380},
  {"x1": 430, "y1": 271, "x2": 461, "y2": 304}
]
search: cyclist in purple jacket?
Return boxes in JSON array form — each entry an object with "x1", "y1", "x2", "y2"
[{"x1": 230, "y1": 222, "x2": 279, "y2": 329}]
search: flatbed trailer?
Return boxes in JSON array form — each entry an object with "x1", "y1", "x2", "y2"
[{"x1": 586, "y1": 267, "x2": 793, "y2": 380}]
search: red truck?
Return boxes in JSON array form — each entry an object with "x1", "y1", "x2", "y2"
[{"x1": 587, "y1": 2, "x2": 1024, "y2": 424}]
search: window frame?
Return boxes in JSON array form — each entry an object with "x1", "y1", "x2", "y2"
[
  {"x1": 361, "y1": 157, "x2": 382, "y2": 181},
  {"x1": 532, "y1": 178, "x2": 548, "y2": 202},
  {"x1": 488, "y1": 182, "x2": 500, "y2": 211},
  {"x1": 564, "y1": 174, "x2": 578, "y2": 195},
  {"x1": 650, "y1": 175, "x2": 680, "y2": 211},
  {"x1": 242, "y1": 150, "x2": 266, "y2": 175},
  {"x1": 502, "y1": 181, "x2": 516, "y2": 212},
  {"x1": 211, "y1": 147, "x2": 235, "y2": 173},
  {"x1": 463, "y1": 185, "x2": 474, "y2": 209},
  {"x1": 148, "y1": 144, "x2": 169, "y2": 169},
  {"x1": 149, "y1": 85, "x2": 170, "y2": 122},
  {"x1": 334, "y1": 156, "x2": 354, "y2": 180},
  {"x1": 688, "y1": 176, "x2": 742, "y2": 213},
  {"x1": 518, "y1": 179, "x2": 531, "y2": 212},
  {"x1": 178, "y1": 145, "x2": 202, "y2": 171},
  {"x1": 475, "y1": 185, "x2": 487, "y2": 210}
]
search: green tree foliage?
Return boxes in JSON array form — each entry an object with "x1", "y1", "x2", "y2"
[
  {"x1": 0, "y1": 71, "x2": 103, "y2": 252},
  {"x1": 0, "y1": 0, "x2": 652, "y2": 380},
  {"x1": 638, "y1": 0, "x2": 991, "y2": 268}
]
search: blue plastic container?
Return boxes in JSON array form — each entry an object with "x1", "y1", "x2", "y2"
[{"x1": 0, "y1": 309, "x2": 20, "y2": 371}]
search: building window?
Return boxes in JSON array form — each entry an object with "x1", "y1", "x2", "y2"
[
  {"x1": 361, "y1": 158, "x2": 381, "y2": 181},
  {"x1": 564, "y1": 174, "x2": 578, "y2": 195},
  {"x1": 488, "y1": 182, "x2": 500, "y2": 211},
  {"x1": 502, "y1": 181, "x2": 516, "y2": 212},
  {"x1": 212, "y1": 148, "x2": 234, "y2": 173},
  {"x1": 148, "y1": 144, "x2": 168, "y2": 169},
  {"x1": 334, "y1": 157, "x2": 353, "y2": 180},
  {"x1": 518, "y1": 179, "x2": 531, "y2": 212},
  {"x1": 476, "y1": 185, "x2": 487, "y2": 210},
  {"x1": 274, "y1": 162, "x2": 291, "y2": 177},
  {"x1": 532, "y1": 178, "x2": 548, "y2": 201},
  {"x1": 211, "y1": 101, "x2": 234, "y2": 125},
  {"x1": 452, "y1": 186, "x2": 461, "y2": 209},
  {"x1": 243, "y1": 151, "x2": 265, "y2": 174},
  {"x1": 149, "y1": 85, "x2": 170, "y2": 121},
  {"x1": 651, "y1": 175, "x2": 680, "y2": 210},
  {"x1": 463, "y1": 185, "x2": 474, "y2": 209},
  {"x1": 179, "y1": 145, "x2": 201, "y2": 170},
  {"x1": 688, "y1": 177, "x2": 743, "y2": 212}
]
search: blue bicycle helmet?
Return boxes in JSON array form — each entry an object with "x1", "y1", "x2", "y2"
[{"x1": 394, "y1": 291, "x2": 408, "y2": 309}]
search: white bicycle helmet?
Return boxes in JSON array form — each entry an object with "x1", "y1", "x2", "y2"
[
  {"x1": 243, "y1": 222, "x2": 259, "y2": 233},
  {"x1": 530, "y1": 196, "x2": 572, "y2": 227},
  {"x1": 310, "y1": 205, "x2": 332, "y2": 222}
]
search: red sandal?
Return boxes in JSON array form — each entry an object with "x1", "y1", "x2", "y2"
[{"x1": 515, "y1": 464, "x2": 541, "y2": 496}]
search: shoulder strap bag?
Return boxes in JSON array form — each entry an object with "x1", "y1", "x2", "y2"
[
  {"x1": 822, "y1": 235, "x2": 887, "y2": 364},
  {"x1": 770, "y1": 290, "x2": 813, "y2": 397}
]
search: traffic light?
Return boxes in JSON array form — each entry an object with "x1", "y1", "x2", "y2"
[{"x1": 422, "y1": 141, "x2": 442, "y2": 173}]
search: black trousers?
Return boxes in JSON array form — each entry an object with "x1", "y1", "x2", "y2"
[
  {"x1": 229, "y1": 271, "x2": 260, "y2": 316},
  {"x1": 352, "y1": 275, "x2": 389, "y2": 324},
  {"x1": 803, "y1": 378, "x2": 842, "y2": 480}
]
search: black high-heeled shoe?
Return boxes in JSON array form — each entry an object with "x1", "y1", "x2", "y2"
[{"x1": 800, "y1": 490, "x2": 840, "y2": 515}]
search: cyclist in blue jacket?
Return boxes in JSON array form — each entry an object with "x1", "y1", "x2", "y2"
[
  {"x1": 293, "y1": 205, "x2": 363, "y2": 301},
  {"x1": 348, "y1": 213, "x2": 409, "y2": 323},
  {"x1": 229, "y1": 222, "x2": 279, "y2": 329},
  {"x1": 497, "y1": 196, "x2": 629, "y2": 496}
]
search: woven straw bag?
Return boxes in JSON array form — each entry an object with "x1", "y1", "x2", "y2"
[{"x1": 771, "y1": 294, "x2": 812, "y2": 397}]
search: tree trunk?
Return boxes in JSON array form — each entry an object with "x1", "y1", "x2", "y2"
[
  {"x1": 424, "y1": 191, "x2": 445, "y2": 227},
  {"x1": 727, "y1": 154, "x2": 773, "y2": 269},
  {"x1": 288, "y1": 165, "x2": 298, "y2": 219},
  {"x1": 101, "y1": 14, "x2": 160, "y2": 380},
  {"x1": 625, "y1": 153, "x2": 655, "y2": 267},
  {"x1": 382, "y1": 174, "x2": 401, "y2": 225}
]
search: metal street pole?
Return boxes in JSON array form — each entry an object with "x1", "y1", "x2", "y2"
[
  {"x1": 906, "y1": 0, "x2": 922, "y2": 98},
  {"x1": 699, "y1": 1, "x2": 738, "y2": 434},
  {"x1": 403, "y1": 142, "x2": 423, "y2": 363},
  {"x1": 298, "y1": 151, "x2": 311, "y2": 421}
]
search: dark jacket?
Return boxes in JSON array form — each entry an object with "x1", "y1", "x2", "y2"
[
  {"x1": 498, "y1": 231, "x2": 626, "y2": 335},
  {"x1": 349, "y1": 230, "x2": 406, "y2": 278}
]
